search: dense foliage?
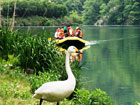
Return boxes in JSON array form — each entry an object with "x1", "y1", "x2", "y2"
[
  {"x1": 1, "y1": 0, "x2": 139, "y2": 25},
  {"x1": 0, "y1": 28, "x2": 63, "y2": 74},
  {"x1": 2, "y1": 1, "x2": 67, "y2": 18},
  {"x1": 83, "y1": 0, "x2": 140, "y2": 25},
  {"x1": 0, "y1": 29, "x2": 51, "y2": 71},
  {"x1": 72, "y1": 89, "x2": 113, "y2": 105}
]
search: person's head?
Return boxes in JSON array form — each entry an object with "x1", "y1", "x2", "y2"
[
  {"x1": 67, "y1": 24, "x2": 71, "y2": 29},
  {"x1": 61, "y1": 24, "x2": 64, "y2": 28},
  {"x1": 76, "y1": 27, "x2": 79, "y2": 30}
]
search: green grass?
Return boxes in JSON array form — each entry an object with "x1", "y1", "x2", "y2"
[{"x1": 0, "y1": 70, "x2": 57, "y2": 105}]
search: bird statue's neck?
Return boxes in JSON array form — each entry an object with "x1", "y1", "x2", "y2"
[{"x1": 66, "y1": 52, "x2": 76, "y2": 82}]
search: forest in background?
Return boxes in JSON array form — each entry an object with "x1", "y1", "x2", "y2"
[{"x1": 0, "y1": 0, "x2": 140, "y2": 26}]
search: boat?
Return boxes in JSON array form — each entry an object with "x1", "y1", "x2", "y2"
[
  {"x1": 55, "y1": 37, "x2": 90, "y2": 62},
  {"x1": 55, "y1": 37, "x2": 90, "y2": 50}
]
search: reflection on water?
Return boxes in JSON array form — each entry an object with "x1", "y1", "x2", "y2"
[{"x1": 81, "y1": 26, "x2": 140, "y2": 105}]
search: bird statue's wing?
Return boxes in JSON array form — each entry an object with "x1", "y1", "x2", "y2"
[{"x1": 33, "y1": 80, "x2": 74, "y2": 101}]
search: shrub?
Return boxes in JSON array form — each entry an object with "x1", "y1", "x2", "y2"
[
  {"x1": 12, "y1": 33, "x2": 55, "y2": 73},
  {"x1": 0, "y1": 28, "x2": 20, "y2": 59},
  {"x1": 28, "y1": 70, "x2": 60, "y2": 93},
  {"x1": 0, "y1": 29, "x2": 63, "y2": 74},
  {"x1": 72, "y1": 89, "x2": 113, "y2": 105},
  {"x1": 136, "y1": 102, "x2": 140, "y2": 105}
]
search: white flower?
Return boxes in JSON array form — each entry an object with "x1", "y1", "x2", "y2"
[{"x1": 4, "y1": 64, "x2": 8, "y2": 67}]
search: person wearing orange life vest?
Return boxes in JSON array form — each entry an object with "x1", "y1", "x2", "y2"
[
  {"x1": 54, "y1": 28, "x2": 65, "y2": 39},
  {"x1": 54, "y1": 28, "x2": 60, "y2": 39},
  {"x1": 75, "y1": 27, "x2": 83, "y2": 38},
  {"x1": 59, "y1": 28, "x2": 65, "y2": 39},
  {"x1": 67, "y1": 25, "x2": 75, "y2": 37},
  {"x1": 61, "y1": 24, "x2": 67, "y2": 35}
]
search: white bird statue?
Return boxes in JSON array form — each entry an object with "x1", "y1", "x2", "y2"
[{"x1": 33, "y1": 46, "x2": 79, "y2": 105}]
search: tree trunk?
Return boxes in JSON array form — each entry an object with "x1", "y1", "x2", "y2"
[
  {"x1": 11, "y1": 0, "x2": 17, "y2": 31},
  {"x1": 0, "y1": 3, "x2": 2, "y2": 28}
]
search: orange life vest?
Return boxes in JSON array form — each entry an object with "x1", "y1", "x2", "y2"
[
  {"x1": 75, "y1": 29, "x2": 83, "y2": 38},
  {"x1": 59, "y1": 29, "x2": 65, "y2": 39},
  {"x1": 55, "y1": 28, "x2": 65, "y2": 39},
  {"x1": 55, "y1": 28, "x2": 60, "y2": 39},
  {"x1": 67, "y1": 27, "x2": 75, "y2": 36}
]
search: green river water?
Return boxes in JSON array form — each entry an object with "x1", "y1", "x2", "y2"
[{"x1": 81, "y1": 26, "x2": 140, "y2": 105}]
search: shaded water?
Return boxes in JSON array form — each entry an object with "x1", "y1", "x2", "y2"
[{"x1": 81, "y1": 26, "x2": 140, "y2": 105}]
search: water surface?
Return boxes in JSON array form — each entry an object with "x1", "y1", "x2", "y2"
[{"x1": 81, "y1": 26, "x2": 140, "y2": 105}]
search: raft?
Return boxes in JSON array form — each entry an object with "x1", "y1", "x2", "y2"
[{"x1": 56, "y1": 37, "x2": 89, "y2": 50}]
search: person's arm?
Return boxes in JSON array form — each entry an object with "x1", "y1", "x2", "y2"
[
  {"x1": 55, "y1": 32, "x2": 57, "y2": 38},
  {"x1": 77, "y1": 32, "x2": 80, "y2": 37}
]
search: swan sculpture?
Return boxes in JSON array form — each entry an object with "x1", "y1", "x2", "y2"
[{"x1": 33, "y1": 46, "x2": 79, "y2": 105}]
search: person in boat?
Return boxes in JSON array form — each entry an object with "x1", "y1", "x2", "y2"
[
  {"x1": 75, "y1": 27, "x2": 83, "y2": 39},
  {"x1": 54, "y1": 28, "x2": 60, "y2": 39},
  {"x1": 61, "y1": 24, "x2": 67, "y2": 35},
  {"x1": 67, "y1": 25, "x2": 75, "y2": 37},
  {"x1": 54, "y1": 28, "x2": 65, "y2": 39}
]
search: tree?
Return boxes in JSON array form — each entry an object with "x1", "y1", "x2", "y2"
[
  {"x1": 103, "y1": 0, "x2": 125, "y2": 25},
  {"x1": 82, "y1": 0, "x2": 100, "y2": 25},
  {"x1": 64, "y1": 0, "x2": 84, "y2": 15},
  {"x1": 69, "y1": 11, "x2": 83, "y2": 25},
  {"x1": 2, "y1": 1, "x2": 68, "y2": 18},
  {"x1": 123, "y1": 0, "x2": 140, "y2": 25},
  {"x1": 128, "y1": 1, "x2": 140, "y2": 25}
]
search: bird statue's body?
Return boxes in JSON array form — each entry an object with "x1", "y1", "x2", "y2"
[{"x1": 33, "y1": 46, "x2": 79, "y2": 105}]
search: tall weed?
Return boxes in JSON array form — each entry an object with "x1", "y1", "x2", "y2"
[
  {"x1": 0, "y1": 28, "x2": 61, "y2": 73},
  {"x1": 0, "y1": 28, "x2": 19, "y2": 59}
]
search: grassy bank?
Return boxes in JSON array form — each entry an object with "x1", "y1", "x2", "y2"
[
  {"x1": 0, "y1": 28, "x2": 114, "y2": 105},
  {"x1": 0, "y1": 63, "x2": 57, "y2": 105}
]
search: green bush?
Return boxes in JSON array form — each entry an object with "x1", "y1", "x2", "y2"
[
  {"x1": 12, "y1": 33, "x2": 56, "y2": 73},
  {"x1": 28, "y1": 71, "x2": 60, "y2": 93},
  {"x1": 136, "y1": 102, "x2": 140, "y2": 105},
  {"x1": 0, "y1": 28, "x2": 20, "y2": 59},
  {"x1": 72, "y1": 89, "x2": 113, "y2": 105},
  {"x1": 0, "y1": 29, "x2": 62, "y2": 74}
]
